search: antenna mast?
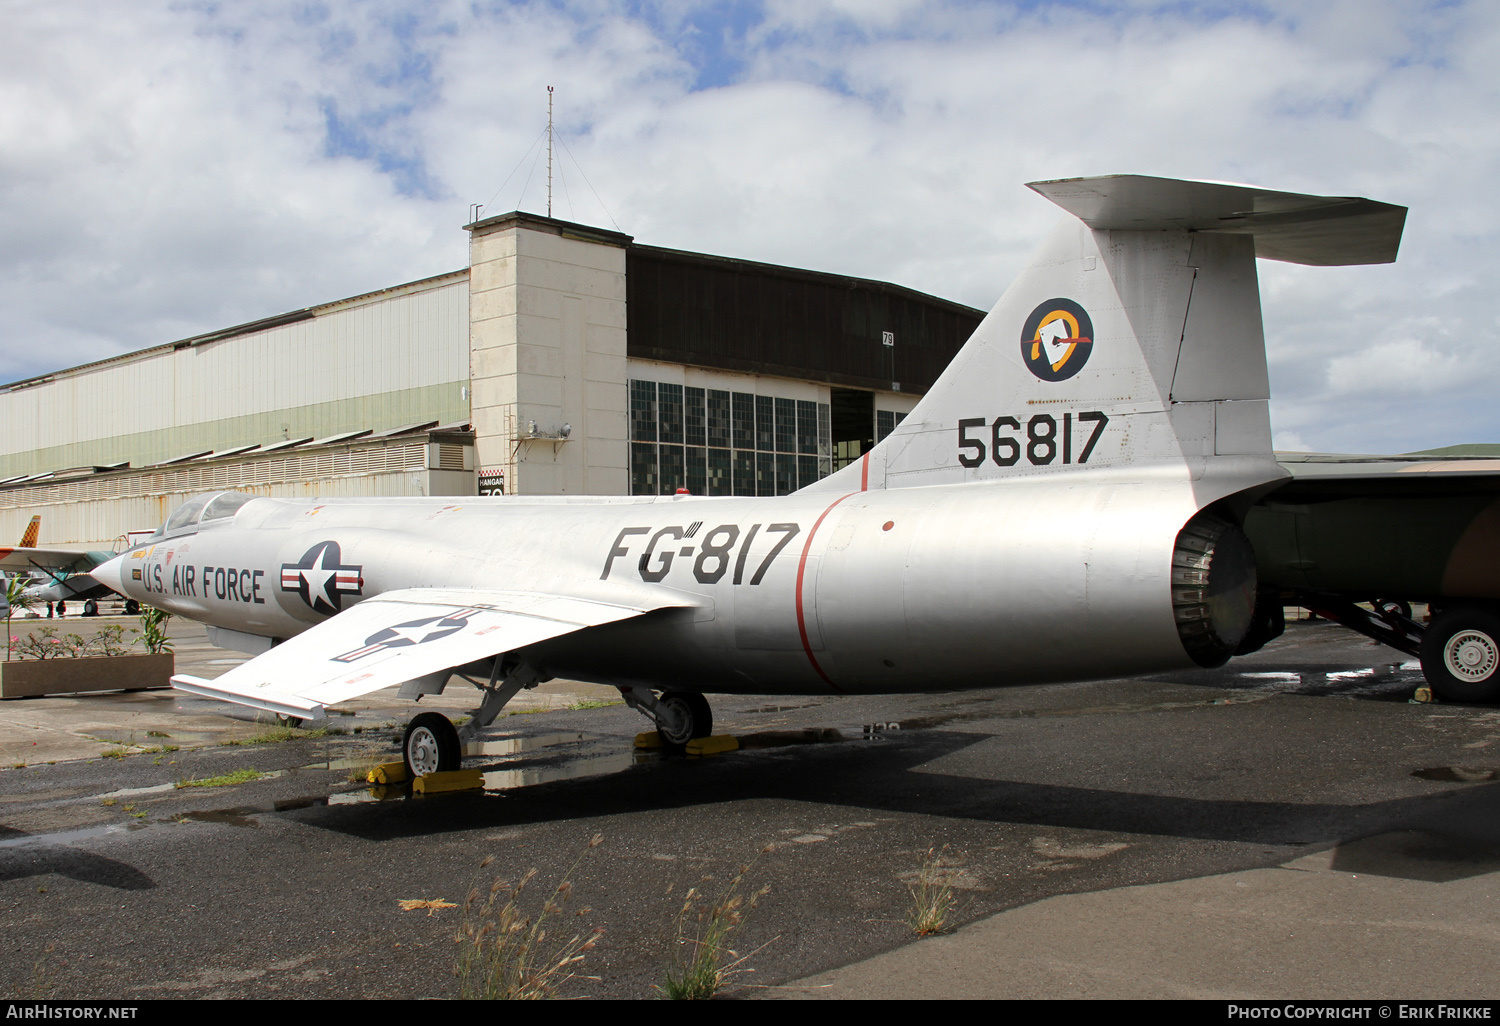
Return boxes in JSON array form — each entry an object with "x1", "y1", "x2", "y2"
[{"x1": 546, "y1": 86, "x2": 554, "y2": 219}]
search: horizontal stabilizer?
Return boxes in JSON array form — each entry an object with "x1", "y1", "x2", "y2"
[
  {"x1": 1028, "y1": 175, "x2": 1406, "y2": 266},
  {"x1": 172, "y1": 587, "x2": 684, "y2": 720}
]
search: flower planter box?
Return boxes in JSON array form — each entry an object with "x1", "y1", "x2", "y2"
[{"x1": 0, "y1": 654, "x2": 176, "y2": 699}]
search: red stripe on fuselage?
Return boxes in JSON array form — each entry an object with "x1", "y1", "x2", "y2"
[{"x1": 795, "y1": 492, "x2": 858, "y2": 692}]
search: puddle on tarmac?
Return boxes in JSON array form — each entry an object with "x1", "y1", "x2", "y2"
[
  {"x1": 738, "y1": 728, "x2": 849, "y2": 749},
  {"x1": 326, "y1": 750, "x2": 651, "y2": 804},
  {"x1": 97, "y1": 782, "x2": 176, "y2": 800},
  {"x1": 480, "y1": 752, "x2": 642, "y2": 789},
  {"x1": 0, "y1": 822, "x2": 138, "y2": 849},
  {"x1": 180, "y1": 807, "x2": 263, "y2": 827},
  {"x1": 464, "y1": 732, "x2": 592, "y2": 757},
  {"x1": 1228, "y1": 664, "x2": 1425, "y2": 700},
  {"x1": 1413, "y1": 766, "x2": 1499, "y2": 782}
]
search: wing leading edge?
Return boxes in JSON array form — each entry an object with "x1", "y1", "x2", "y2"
[{"x1": 172, "y1": 587, "x2": 682, "y2": 721}]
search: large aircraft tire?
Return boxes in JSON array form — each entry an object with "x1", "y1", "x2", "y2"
[
  {"x1": 657, "y1": 691, "x2": 713, "y2": 751},
  {"x1": 83, "y1": 600, "x2": 98, "y2": 617},
  {"x1": 124, "y1": 600, "x2": 140, "y2": 615},
  {"x1": 1421, "y1": 605, "x2": 1500, "y2": 704},
  {"x1": 403, "y1": 712, "x2": 462, "y2": 777}
]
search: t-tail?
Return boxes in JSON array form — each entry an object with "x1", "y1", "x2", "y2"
[{"x1": 807, "y1": 174, "x2": 1406, "y2": 510}]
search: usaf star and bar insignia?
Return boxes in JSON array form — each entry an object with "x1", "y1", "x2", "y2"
[{"x1": 280, "y1": 540, "x2": 364, "y2": 616}]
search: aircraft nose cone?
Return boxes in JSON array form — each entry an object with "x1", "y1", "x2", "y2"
[{"x1": 90, "y1": 554, "x2": 126, "y2": 594}]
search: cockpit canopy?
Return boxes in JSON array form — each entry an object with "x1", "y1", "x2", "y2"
[{"x1": 151, "y1": 491, "x2": 256, "y2": 540}]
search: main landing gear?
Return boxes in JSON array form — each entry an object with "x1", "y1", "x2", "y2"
[
  {"x1": 1299, "y1": 592, "x2": 1500, "y2": 705},
  {"x1": 397, "y1": 657, "x2": 551, "y2": 779},
  {"x1": 403, "y1": 713, "x2": 462, "y2": 776},
  {"x1": 1421, "y1": 604, "x2": 1500, "y2": 704},
  {"x1": 620, "y1": 687, "x2": 713, "y2": 752}
]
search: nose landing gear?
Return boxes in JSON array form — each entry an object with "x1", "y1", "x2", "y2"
[{"x1": 621, "y1": 687, "x2": 713, "y2": 752}]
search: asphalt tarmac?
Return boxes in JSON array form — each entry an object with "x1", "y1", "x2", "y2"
[{"x1": 0, "y1": 615, "x2": 1497, "y2": 1001}]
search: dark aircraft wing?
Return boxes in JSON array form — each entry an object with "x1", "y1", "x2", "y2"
[{"x1": 1248, "y1": 454, "x2": 1500, "y2": 601}]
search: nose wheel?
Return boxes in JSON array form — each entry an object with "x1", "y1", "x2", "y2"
[{"x1": 403, "y1": 712, "x2": 462, "y2": 777}]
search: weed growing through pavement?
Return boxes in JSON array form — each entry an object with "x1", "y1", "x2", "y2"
[
  {"x1": 175, "y1": 768, "x2": 263, "y2": 788},
  {"x1": 907, "y1": 846, "x2": 957, "y2": 937},
  {"x1": 566, "y1": 699, "x2": 622, "y2": 711},
  {"x1": 659, "y1": 853, "x2": 774, "y2": 1000},
  {"x1": 219, "y1": 726, "x2": 329, "y2": 746},
  {"x1": 455, "y1": 834, "x2": 606, "y2": 999}
]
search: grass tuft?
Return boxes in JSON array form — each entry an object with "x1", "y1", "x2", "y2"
[
  {"x1": 219, "y1": 726, "x2": 328, "y2": 747},
  {"x1": 175, "y1": 768, "x2": 263, "y2": 789},
  {"x1": 907, "y1": 846, "x2": 957, "y2": 937},
  {"x1": 566, "y1": 699, "x2": 622, "y2": 711},
  {"x1": 659, "y1": 855, "x2": 773, "y2": 1000},
  {"x1": 455, "y1": 834, "x2": 606, "y2": 999}
]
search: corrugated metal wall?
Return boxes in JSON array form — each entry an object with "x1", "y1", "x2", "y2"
[
  {"x1": 0, "y1": 439, "x2": 474, "y2": 547},
  {"x1": 0, "y1": 274, "x2": 471, "y2": 477}
]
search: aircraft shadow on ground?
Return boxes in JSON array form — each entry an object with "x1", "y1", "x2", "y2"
[
  {"x1": 0, "y1": 825, "x2": 156, "y2": 891},
  {"x1": 285, "y1": 728, "x2": 1500, "y2": 854}
]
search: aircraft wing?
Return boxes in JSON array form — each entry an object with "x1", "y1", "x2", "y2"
[
  {"x1": 1267, "y1": 453, "x2": 1500, "y2": 498},
  {"x1": 0, "y1": 546, "x2": 102, "y2": 573},
  {"x1": 172, "y1": 587, "x2": 681, "y2": 721},
  {"x1": 1249, "y1": 453, "x2": 1500, "y2": 601}
]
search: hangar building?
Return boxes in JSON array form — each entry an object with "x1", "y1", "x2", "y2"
[{"x1": 0, "y1": 213, "x2": 983, "y2": 548}]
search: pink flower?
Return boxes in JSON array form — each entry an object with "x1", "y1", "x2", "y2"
[{"x1": 8, "y1": 636, "x2": 15, "y2": 643}]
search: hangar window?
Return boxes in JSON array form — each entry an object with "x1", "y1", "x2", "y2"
[
  {"x1": 755, "y1": 396, "x2": 775, "y2": 451},
  {"x1": 658, "y1": 384, "x2": 684, "y2": 445},
  {"x1": 707, "y1": 390, "x2": 732, "y2": 448},
  {"x1": 774, "y1": 398, "x2": 796, "y2": 454},
  {"x1": 684, "y1": 386, "x2": 706, "y2": 447},
  {"x1": 731, "y1": 393, "x2": 754, "y2": 450},
  {"x1": 876, "y1": 409, "x2": 907, "y2": 442},
  {"x1": 629, "y1": 378, "x2": 833, "y2": 496},
  {"x1": 630, "y1": 381, "x2": 657, "y2": 442},
  {"x1": 631, "y1": 442, "x2": 657, "y2": 494}
]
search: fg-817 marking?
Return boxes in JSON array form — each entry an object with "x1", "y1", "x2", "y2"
[
  {"x1": 958, "y1": 410, "x2": 1110, "y2": 468},
  {"x1": 601, "y1": 522, "x2": 802, "y2": 585}
]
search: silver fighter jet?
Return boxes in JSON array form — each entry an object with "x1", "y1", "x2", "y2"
[{"x1": 89, "y1": 175, "x2": 1409, "y2": 776}]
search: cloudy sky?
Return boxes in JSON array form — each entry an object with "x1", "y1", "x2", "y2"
[{"x1": 3, "y1": 0, "x2": 1496, "y2": 453}]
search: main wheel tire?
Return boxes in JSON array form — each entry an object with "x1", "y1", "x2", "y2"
[
  {"x1": 1421, "y1": 605, "x2": 1500, "y2": 704},
  {"x1": 124, "y1": 600, "x2": 140, "y2": 615},
  {"x1": 403, "y1": 712, "x2": 462, "y2": 777},
  {"x1": 657, "y1": 691, "x2": 712, "y2": 751},
  {"x1": 83, "y1": 600, "x2": 98, "y2": 616}
]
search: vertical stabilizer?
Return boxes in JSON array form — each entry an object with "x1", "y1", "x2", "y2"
[{"x1": 806, "y1": 175, "x2": 1405, "y2": 512}]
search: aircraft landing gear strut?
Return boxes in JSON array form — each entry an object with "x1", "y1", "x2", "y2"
[
  {"x1": 620, "y1": 687, "x2": 713, "y2": 752},
  {"x1": 398, "y1": 657, "x2": 550, "y2": 778}
]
